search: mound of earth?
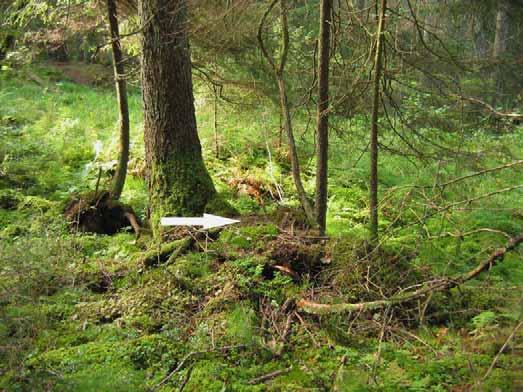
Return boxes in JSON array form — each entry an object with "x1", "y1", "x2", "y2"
[{"x1": 64, "y1": 190, "x2": 141, "y2": 235}]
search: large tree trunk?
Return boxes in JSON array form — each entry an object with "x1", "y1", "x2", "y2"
[
  {"x1": 369, "y1": 0, "x2": 387, "y2": 243},
  {"x1": 107, "y1": 0, "x2": 130, "y2": 200},
  {"x1": 314, "y1": 0, "x2": 332, "y2": 236},
  {"x1": 139, "y1": 0, "x2": 216, "y2": 230}
]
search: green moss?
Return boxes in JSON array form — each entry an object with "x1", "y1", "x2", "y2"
[
  {"x1": 149, "y1": 153, "x2": 216, "y2": 234},
  {"x1": 213, "y1": 223, "x2": 279, "y2": 253},
  {"x1": 205, "y1": 193, "x2": 239, "y2": 217},
  {"x1": 138, "y1": 237, "x2": 193, "y2": 267}
]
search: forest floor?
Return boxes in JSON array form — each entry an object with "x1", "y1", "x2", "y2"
[{"x1": 1, "y1": 62, "x2": 523, "y2": 391}]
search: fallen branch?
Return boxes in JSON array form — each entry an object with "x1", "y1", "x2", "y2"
[
  {"x1": 297, "y1": 234, "x2": 523, "y2": 315},
  {"x1": 452, "y1": 94, "x2": 523, "y2": 121},
  {"x1": 248, "y1": 367, "x2": 292, "y2": 385}
]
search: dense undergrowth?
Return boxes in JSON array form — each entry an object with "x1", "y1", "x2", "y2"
[{"x1": 1, "y1": 63, "x2": 523, "y2": 391}]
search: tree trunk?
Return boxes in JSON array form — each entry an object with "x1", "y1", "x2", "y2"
[
  {"x1": 277, "y1": 77, "x2": 316, "y2": 224},
  {"x1": 493, "y1": 0, "x2": 510, "y2": 60},
  {"x1": 139, "y1": 0, "x2": 216, "y2": 230},
  {"x1": 493, "y1": 0, "x2": 510, "y2": 101},
  {"x1": 473, "y1": 12, "x2": 489, "y2": 59},
  {"x1": 355, "y1": 0, "x2": 365, "y2": 11},
  {"x1": 213, "y1": 85, "x2": 219, "y2": 159},
  {"x1": 315, "y1": 0, "x2": 332, "y2": 236},
  {"x1": 369, "y1": 0, "x2": 387, "y2": 243},
  {"x1": 107, "y1": 0, "x2": 130, "y2": 200},
  {"x1": 257, "y1": 0, "x2": 316, "y2": 225}
]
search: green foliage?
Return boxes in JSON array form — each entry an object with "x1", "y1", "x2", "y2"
[{"x1": 2, "y1": 65, "x2": 523, "y2": 391}]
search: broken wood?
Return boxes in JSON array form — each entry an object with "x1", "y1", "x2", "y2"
[
  {"x1": 248, "y1": 367, "x2": 292, "y2": 385},
  {"x1": 297, "y1": 233, "x2": 523, "y2": 315}
]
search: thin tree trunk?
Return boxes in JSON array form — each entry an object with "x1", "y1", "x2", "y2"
[
  {"x1": 139, "y1": 0, "x2": 216, "y2": 232},
  {"x1": 493, "y1": 0, "x2": 510, "y2": 102},
  {"x1": 369, "y1": 0, "x2": 387, "y2": 243},
  {"x1": 315, "y1": 0, "x2": 332, "y2": 236},
  {"x1": 473, "y1": 12, "x2": 489, "y2": 59},
  {"x1": 493, "y1": 0, "x2": 510, "y2": 60},
  {"x1": 355, "y1": 0, "x2": 365, "y2": 11},
  {"x1": 107, "y1": 0, "x2": 130, "y2": 200},
  {"x1": 257, "y1": 0, "x2": 316, "y2": 225},
  {"x1": 277, "y1": 77, "x2": 316, "y2": 223},
  {"x1": 213, "y1": 85, "x2": 219, "y2": 159}
]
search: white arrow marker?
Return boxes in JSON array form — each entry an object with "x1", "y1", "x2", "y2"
[{"x1": 160, "y1": 214, "x2": 240, "y2": 230}]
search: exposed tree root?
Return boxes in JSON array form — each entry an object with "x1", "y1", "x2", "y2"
[
  {"x1": 297, "y1": 234, "x2": 523, "y2": 315},
  {"x1": 64, "y1": 190, "x2": 141, "y2": 235},
  {"x1": 140, "y1": 237, "x2": 194, "y2": 267}
]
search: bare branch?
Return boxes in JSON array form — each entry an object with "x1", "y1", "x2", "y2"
[{"x1": 297, "y1": 233, "x2": 523, "y2": 315}]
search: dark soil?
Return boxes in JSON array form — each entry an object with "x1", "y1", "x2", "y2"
[{"x1": 64, "y1": 190, "x2": 140, "y2": 235}]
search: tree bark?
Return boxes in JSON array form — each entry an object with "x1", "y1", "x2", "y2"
[
  {"x1": 493, "y1": 0, "x2": 510, "y2": 60},
  {"x1": 314, "y1": 0, "x2": 332, "y2": 236},
  {"x1": 493, "y1": 0, "x2": 510, "y2": 101},
  {"x1": 107, "y1": 0, "x2": 130, "y2": 200},
  {"x1": 473, "y1": 11, "x2": 489, "y2": 59},
  {"x1": 257, "y1": 0, "x2": 316, "y2": 225},
  {"x1": 369, "y1": 0, "x2": 386, "y2": 243},
  {"x1": 213, "y1": 85, "x2": 219, "y2": 159},
  {"x1": 139, "y1": 0, "x2": 216, "y2": 231}
]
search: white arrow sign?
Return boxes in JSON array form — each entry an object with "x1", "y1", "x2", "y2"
[{"x1": 160, "y1": 214, "x2": 240, "y2": 230}]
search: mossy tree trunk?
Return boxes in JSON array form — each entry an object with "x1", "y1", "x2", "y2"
[
  {"x1": 139, "y1": 0, "x2": 216, "y2": 230},
  {"x1": 107, "y1": 0, "x2": 130, "y2": 200}
]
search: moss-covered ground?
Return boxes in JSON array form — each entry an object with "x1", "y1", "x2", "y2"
[{"x1": 1, "y1": 63, "x2": 522, "y2": 391}]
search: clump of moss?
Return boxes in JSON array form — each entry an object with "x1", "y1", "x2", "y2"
[
  {"x1": 205, "y1": 193, "x2": 239, "y2": 217},
  {"x1": 213, "y1": 224, "x2": 279, "y2": 254}
]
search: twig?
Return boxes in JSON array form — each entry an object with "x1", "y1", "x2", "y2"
[
  {"x1": 297, "y1": 233, "x2": 523, "y2": 314},
  {"x1": 94, "y1": 167, "x2": 102, "y2": 197},
  {"x1": 439, "y1": 160, "x2": 523, "y2": 188},
  {"x1": 481, "y1": 320, "x2": 523, "y2": 383},
  {"x1": 248, "y1": 367, "x2": 292, "y2": 385},
  {"x1": 452, "y1": 94, "x2": 523, "y2": 121}
]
